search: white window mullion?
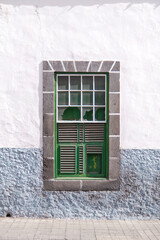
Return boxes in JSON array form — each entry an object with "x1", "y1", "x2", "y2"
[
  {"x1": 69, "y1": 75, "x2": 70, "y2": 106},
  {"x1": 57, "y1": 77, "x2": 59, "y2": 123},
  {"x1": 93, "y1": 76, "x2": 95, "y2": 122},
  {"x1": 81, "y1": 75, "x2": 82, "y2": 121}
]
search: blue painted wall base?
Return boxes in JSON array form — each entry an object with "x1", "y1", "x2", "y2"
[{"x1": 0, "y1": 148, "x2": 159, "y2": 219}]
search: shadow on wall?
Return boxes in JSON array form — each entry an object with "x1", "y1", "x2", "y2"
[{"x1": 0, "y1": 0, "x2": 160, "y2": 8}]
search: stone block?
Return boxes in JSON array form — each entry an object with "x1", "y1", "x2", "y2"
[
  {"x1": 43, "y1": 114, "x2": 54, "y2": 136},
  {"x1": 50, "y1": 61, "x2": 64, "y2": 71},
  {"x1": 43, "y1": 180, "x2": 81, "y2": 191},
  {"x1": 75, "y1": 61, "x2": 89, "y2": 72},
  {"x1": 109, "y1": 73, "x2": 120, "y2": 92},
  {"x1": 43, "y1": 72, "x2": 54, "y2": 92},
  {"x1": 43, "y1": 61, "x2": 52, "y2": 70},
  {"x1": 43, "y1": 93, "x2": 54, "y2": 113},
  {"x1": 100, "y1": 61, "x2": 114, "y2": 72},
  {"x1": 109, "y1": 94, "x2": 120, "y2": 113},
  {"x1": 81, "y1": 180, "x2": 120, "y2": 191},
  {"x1": 63, "y1": 61, "x2": 75, "y2": 72},
  {"x1": 88, "y1": 61, "x2": 101, "y2": 72},
  {"x1": 43, "y1": 158, "x2": 54, "y2": 180},
  {"x1": 112, "y1": 61, "x2": 120, "y2": 71},
  {"x1": 109, "y1": 115, "x2": 120, "y2": 135},
  {"x1": 109, "y1": 137, "x2": 120, "y2": 158},
  {"x1": 43, "y1": 137, "x2": 54, "y2": 158},
  {"x1": 109, "y1": 157, "x2": 120, "y2": 180}
]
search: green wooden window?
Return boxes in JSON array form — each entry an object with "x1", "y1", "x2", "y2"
[{"x1": 55, "y1": 73, "x2": 109, "y2": 179}]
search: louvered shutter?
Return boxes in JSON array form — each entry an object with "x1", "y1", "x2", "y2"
[{"x1": 60, "y1": 146, "x2": 76, "y2": 173}]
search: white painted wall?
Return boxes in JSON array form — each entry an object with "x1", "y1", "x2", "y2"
[{"x1": 0, "y1": 0, "x2": 160, "y2": 148}]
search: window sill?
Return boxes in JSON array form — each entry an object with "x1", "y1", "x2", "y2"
[
  {"x1": 55, "y1": 177, "x2": 107, "y2": 180},
  {"x1": 43, "y1": 179, "x2": 120, "y2": 191}
]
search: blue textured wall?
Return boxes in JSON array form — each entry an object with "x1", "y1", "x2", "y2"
[{"x1": 0, "y1": 148, "x2": 159, "y2": 219}]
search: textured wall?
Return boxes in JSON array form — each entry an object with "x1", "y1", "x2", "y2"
[
  {"x1": 0, "y1": 1, "x2": 160, "y2": 148},
  {"x1": 0, "y1": 148, "x2": 159, "y2": 219}
]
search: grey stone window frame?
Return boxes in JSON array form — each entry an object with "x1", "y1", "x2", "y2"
[{"x1": 43, "y1": 60, "x2": 120, "y2": 191}]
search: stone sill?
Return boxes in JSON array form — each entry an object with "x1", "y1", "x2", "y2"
[{"x1": 43, "y1": 179, "x2": 120, "y2": 191}]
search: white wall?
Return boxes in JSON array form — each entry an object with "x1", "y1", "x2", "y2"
[{"x1": 0, "y1": 0, "x2": 160, "y2": 148}]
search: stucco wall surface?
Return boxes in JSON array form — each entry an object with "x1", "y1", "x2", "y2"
[
  {"x1": 0, "y1": 1, "x2": 160, "y2": 148},
  {"x1": 0, "y1": 148, "x2": 159, "y2": 219}
]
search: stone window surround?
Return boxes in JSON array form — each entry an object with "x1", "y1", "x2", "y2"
[{"x1": 43, "y1": 60, "x2": 120, "y2": 191}]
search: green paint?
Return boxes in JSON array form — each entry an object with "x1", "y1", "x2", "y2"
[
  {"x1": 54, "y1": 72, "x2": 109, "y2": 179},
  {"x1": 83, "y1": 109, "x2": 93, "y2": 121},
  {"x1": 62, "y1": 107, "x2": 80, "y2": 120},
  {"x1": 95, "y1": 107, "x2": 105, "y2": 121},
  {"x1": 87, "y1": 154, "x2": 102, "y2": 173},
  {"x1": 106, "y1": 72, "x2": 109, "y2": 179},
  {"x1": 54, "y1": 72, "x2": 58, "y2": 178}
]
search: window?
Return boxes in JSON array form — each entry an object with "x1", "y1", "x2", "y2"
[
  {"x1": 55, "y1": 73, "x2": 108, "y2": 179},
  {"x1": 43, "y1": 60, "x2": 120, "y2": 191}
]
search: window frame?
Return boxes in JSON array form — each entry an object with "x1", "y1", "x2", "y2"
[
  {"x1": 54, "y1": 72, "x2": 109, "y2": 179},
  {"x1": 43, "y1": 60, "x2": 120, "y2": 191}
]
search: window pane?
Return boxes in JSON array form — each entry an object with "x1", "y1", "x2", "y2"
[
  {"x1": 83, "y1": 107, "x2": 93, "y2": 121},
  {"x1": 58, "y1": 92, "x2": 68, "y2": 105},
  {"x1": 70, "y1": 92, "x2": 81, "y2": 105},
  {"x1": 83, "y1": 92, "x2": 93, "y2": 105},
  {"x1": 82, "y1": 76, "x2": 93, "y2": 90},
  {"x1": 95, "y1": 76, "x2": 105, "y2": 90},
  {"x1": 95, "y1": 107, "x2": 105, "y2": 121},
  {"x1": 58, "y1": 76, "x2": 68, "y2": 90},
  {"x1": 95, "y1": 92, "x2": 105, "y2": 105},
  {"x1": 58, "y1": 107, "x2": 80, "y2": 121},
  {"x1": 70, "y1": 76, "x2": 81, "y2": 90}
]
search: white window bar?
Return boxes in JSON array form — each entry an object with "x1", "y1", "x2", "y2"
[
  {"x1": 93, "y1": 76, "x2": 95, "y2": 121},
  {"x1": 68, "y1": 76, "x2": 70, "y2": 106},
  {"x1": 80, "y1": 75, "x2": 82, "y2": 122},
  {"x1": 57, "y1": 77, "x2": 58, "y2": 122}
]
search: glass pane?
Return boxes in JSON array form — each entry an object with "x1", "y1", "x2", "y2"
[
  {"x1": 82, "y1": 76, "x2": 93, "y2": 90},
  {"x1": 95, "y1": 92, "x2": 105, "y2": 105},
  {"x1": 95, "y1": 76, "x2": 105, "y2": 90},
  {"x1": 83, "y1": 92, "x2": 93, "y2": 105},
  {"x1": 58, "y1": 76, "x2": 68, "y2": 90},
  {"x1": 83, "y1": 107, "x2": 93, "y2": 121},
  {"x1": 70, "y1": 92, "x2": 81, "y2": 105},
  {"x1": 70, "y1": 76, "x2": 81, "y2": 90},
  {"x1": 58, "y1": 107, "x2": 65, "y2": 121},
  {"x1": 58, "y1": 107, "x2": 80, "y2": 121},
  {"x1": 58, "y1": 92, "x2": 68, "y2": 105},
  {"x1": 95, "y1": 107, "x2": 105, "y2": 121}
]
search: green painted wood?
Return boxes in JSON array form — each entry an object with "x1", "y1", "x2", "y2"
[{"x1": 54, "y1": 72, "x2": 109, "y2": 179}]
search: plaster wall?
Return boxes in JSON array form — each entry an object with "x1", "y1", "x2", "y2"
[{"x1": 0, "y1": 1, "x2": 160, "y2": 148}]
